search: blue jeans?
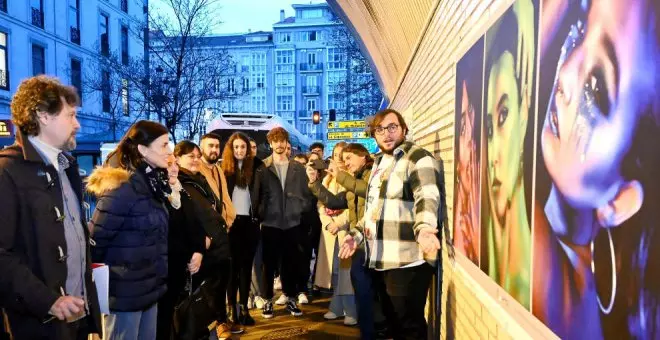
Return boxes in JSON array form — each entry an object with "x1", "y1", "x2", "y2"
[
  {"x1": 351, "y1": 248, "x2": 386, "y2": 339},
  {"x1": 105, "y1": 303, "x2": 158, "y2": 340}
]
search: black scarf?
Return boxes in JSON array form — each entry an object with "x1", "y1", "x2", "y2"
[{"x1": 137, "y1": 161, "x2": 172, "y2": 203}]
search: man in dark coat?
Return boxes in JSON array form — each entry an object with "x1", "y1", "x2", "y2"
[
  {"x1": 252, "y1": 127, "x2": 314, "y2": 319},
  {"x1": 0, "y1": 76, "x2": 102, "y2": 339}
]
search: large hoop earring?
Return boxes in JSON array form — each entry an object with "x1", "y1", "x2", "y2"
[{"x1": 590, "y1": 227, "x2": 616, "y2": 314}]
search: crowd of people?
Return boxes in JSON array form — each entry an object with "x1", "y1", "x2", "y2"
[{"x1": 0, "y1": 75, "x2": 445, "y2": 340}]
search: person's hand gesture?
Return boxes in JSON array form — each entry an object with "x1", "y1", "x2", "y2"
[
  {"x1": 339, "y1": 234, "x2": 357, "y2": 259},
  {"x1": 188, "y1": 252, "x2": 203, "y2": 274},
  {"x1": 326, "y1": 159, "x2": 338, "y2": 178},
  {"x1": 418, "y1": 228, "x2": 441, "y2": 255},
  {"x1": 49, "y1": 296, "x2": 85, "y2": 321},
  {"x1": 306, "y1": 164, "x2": 319, "y2": 183}
]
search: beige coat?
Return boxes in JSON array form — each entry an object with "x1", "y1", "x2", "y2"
[
  {"x1": 314, "y1": 175, "x2": 353, "y2": 295},
  {"x1": 198, "y1": 162, "x2": 236, "y2": 228}
]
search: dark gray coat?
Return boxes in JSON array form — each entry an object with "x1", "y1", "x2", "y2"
[{"x1": 252, "y1": 160, "x2": 314, "y2": 229}]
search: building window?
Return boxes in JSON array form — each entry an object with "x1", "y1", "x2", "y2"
[
  {"x1": 275, "y1": 50, "x2": 294, "y2": 72},
  {"x1": 277, "y1": 33, "x2": 291, "y2": 43},
  {"x1": 241, "y1": 55, "x2": 250, "y2": 72},
  {"x1": 305, "y1": 76, "x2": 318, "y2": 88},
  {"x1": 300, "y1": 31, "x2": 318, "y2": 42},
  {"x1": 227, "y1": 78, "x2": 235, "y2": 93},
  {"x1": 306, "y1": 52, "x2": 317, "y2": 65},
  {"x1": 121, "y1": 79, "x2": 129, "y2": 116},
  {"x1": 275, "y1": 73, "x2": 294, "y2": 87},
  {"x1": 252, "y1": 96, "x2": 266, "y2": 112},
  {"x1": 69, "y1": 0, "x2": 81, "y2": 44},
  {"x1": 70, "y1": 58, "x2": 82, "y2": 102},
  {"x1": 306, "y1": 98, "x2": 316, "y2": 111},
  {"x1": 99, "y1": 13, "x2": 109, "y2": 56},
  {"x1": 121, "y1": 0, "x2": 128, "y2": 13},
  {"x1": 31, "y1": 0, "x2": 44, "y2": 28},
  {"x1": 0, "y1": 0, "x2": 6, "y2": 13},
  {"x1": 121, "y1": 25, "x2": 129, "y2": 65},
  {"x1": 0, "y1": 32, "x2": 8, "y2": 90},
  {"x1": 327, "y1": 48, "x2": 345, "y2": 70},
  {"x1": 327, "y1": 94, "x2": 345, "y2": 110},
  {"x1": 242, "y1": 77, "x2": 249, "y2": 91},
  {"x1": 276, "y1": 95, "x2": 292, "y2": 111},
  {"x1": 31, "y1": 44, "x2": 45, "y2": 76},
  {"x1": 102, "y1": 70, "x2": 110, "y2": 112},
  {"x1": 301, "y1": 9, "x2": 324, "y2": 19}
]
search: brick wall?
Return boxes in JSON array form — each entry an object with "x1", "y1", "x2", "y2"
[{"x1": 387, "y1": 0, "x2": 558, "y2": 339}]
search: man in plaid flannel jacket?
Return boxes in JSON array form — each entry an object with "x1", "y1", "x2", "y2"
[{"x1": 340, "y1": 108, "x2": 442, "y2": 339}]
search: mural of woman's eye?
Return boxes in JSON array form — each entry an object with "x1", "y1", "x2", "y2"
[
  {"x1": 498, "y1": 105, "x2": 509, "y2": 127},
  {"x1": 586, "y1": 68, "x2": 610, "y2": 118},
  {"x1": 487, "y1": 114, "x2": 494, "y2": 140}
]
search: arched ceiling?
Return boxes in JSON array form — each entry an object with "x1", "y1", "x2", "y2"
[{"x1": 327, "y1": 0, "x2": 440, "y2": 101}]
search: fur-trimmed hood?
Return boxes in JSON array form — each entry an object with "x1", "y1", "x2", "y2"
[{"x1": 86, "y1": 166, "x2": 131, "y2": 196}]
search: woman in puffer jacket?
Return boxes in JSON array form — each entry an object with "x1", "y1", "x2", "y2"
[{"x1": 87, "y1": 120, "x2": 172, "y2": 340}]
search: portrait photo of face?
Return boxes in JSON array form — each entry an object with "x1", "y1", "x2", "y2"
[
  {"x1": 453, "y1": 37, "x2": 485, "y2": 266},
  {"x1": 532, "y1": 0, "x2": 660, "y2": 338},
  {"x1": 480, "y1": 0, "x2": 537, "y2": 310}
]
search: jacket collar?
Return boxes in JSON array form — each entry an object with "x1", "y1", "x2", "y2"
[
  {"x1": 15, "y1": 128, "x2": 77, "y2": 167},
  {"x1": 373, "y1": 141, "x2": 414, "y2": 166}
]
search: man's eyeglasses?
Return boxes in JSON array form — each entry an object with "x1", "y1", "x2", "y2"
[{"x1": 374, "y1": 123, "x2": 400, "y2": 136}]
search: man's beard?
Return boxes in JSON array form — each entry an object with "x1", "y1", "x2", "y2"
[
  {"x1": 378, "y1": 137, "x2": 404, "y2": 155},
  {"x1": 203, "y1": 152, "x2": 218, "y2": 164},
  {"x1": 62, "y1": 135, "x2": 77, "y2": 152},
  {"x1": 274, "y1": 147, "x2": 285, "y2": 155}
]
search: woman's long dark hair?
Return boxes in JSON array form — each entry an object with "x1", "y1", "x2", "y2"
[
  {"x1": 105, "y1": 120, "x2": 168, "y2": 170},
  {"x1": 221, "y1": 132, "x2": 254, "y2": 188}
]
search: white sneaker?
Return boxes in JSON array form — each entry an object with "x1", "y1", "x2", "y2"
[
  {"x1": 323, "y1": 311, "x2": 339, "y2": 320},
  {"x1": 275, "y1": 294, "x2": 288, "y2": 305},
  {"x1": 297, "y1": 293, "x2": 309, "y2": 304},
  {"x1": 344, "y1": 316, "x2": 358, "y2": 326},
  {"x1": 273, "y1": 277, "x2": 282, "y2": 290},
  {"x1": 254, "y1": 296, "x2": 266, "y2": 309}
]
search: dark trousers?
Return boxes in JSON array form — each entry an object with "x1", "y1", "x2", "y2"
[
  {"x1": 370, "y1": 263, "x2": 434, "y2": 340},
  {"x1": 156, "y1": 259, "x2": 186, "y2": 340},
  {"x1": 262, "y1": 225, "x2": 306, "y2": 299},
  {"x1": 202, "y1": 259, "x2": 231, "y2": 323},
  {"x1": 228, "y1": 216, "x2": 260, "y2": 306},
  {"x1": 351, "y1": 248, "x2": 382, "y2": 340}
]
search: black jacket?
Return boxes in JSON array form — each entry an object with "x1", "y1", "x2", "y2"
[
  {"x1": 178, "y1": 169, "x2": 230, "y2": 265},
  {"x1": 252, "y1": 159, "x2": 314, "y2": 229},
  {"x1": 167, "y1": 185, "x2": 206, "y2": 277},
  {"x1": 0, "y1": 130, "x2": 101, "y2": 339},
  {"x1": 87, "y1": 165, "x2": 169, "y2": 312}
]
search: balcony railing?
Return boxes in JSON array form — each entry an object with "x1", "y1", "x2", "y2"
[
  {"x1": 302, "y1": 86, "x2": 320, "y2": 95},
  {"x1": 298, "y1": 110, "x2": 313, "y2": 118},
  {"x1": 121, "y1": 0, "x2": 128, "y2": 12},
  {"x1": 0, "y1": 69, "x2": 8, "y2": 90},
  {"x1": 299, "y1": 62, "x2": 323, "y2": 72},
  {"x1": 70, "y1": 27, "x2": 81, "y2": 45},
  {"x1": 31, "y1": 7, "x2": 44, "y2": 28}
]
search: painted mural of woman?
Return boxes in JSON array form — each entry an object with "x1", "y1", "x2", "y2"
[
  {"x1": 533, "y1": 0, "x2": 660, "y2": 338},
  {"x1": 481, "y1": 0, "x2": 536, "y2": 309},
  {"x1": 454, "y1": 37, "x2": 485, "y2": 265}
]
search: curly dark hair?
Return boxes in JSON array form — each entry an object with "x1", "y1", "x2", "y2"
[
  {"x1": 266, "y1": 127, "x2": 289, "y2": 143},
  {"x1": 10, "y1": 75, "x2": 80, "y2": 136}
]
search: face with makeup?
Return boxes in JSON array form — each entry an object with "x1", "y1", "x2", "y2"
[
  {"x1": 458, "y1": 81, "x2": 476, "y2": 194},
  {"x1": 486, "y1": 51, "x2": 526, "y2": 221},
  {"x1": 541, "y1": 0, "x2": 657, "y2": 218}
]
